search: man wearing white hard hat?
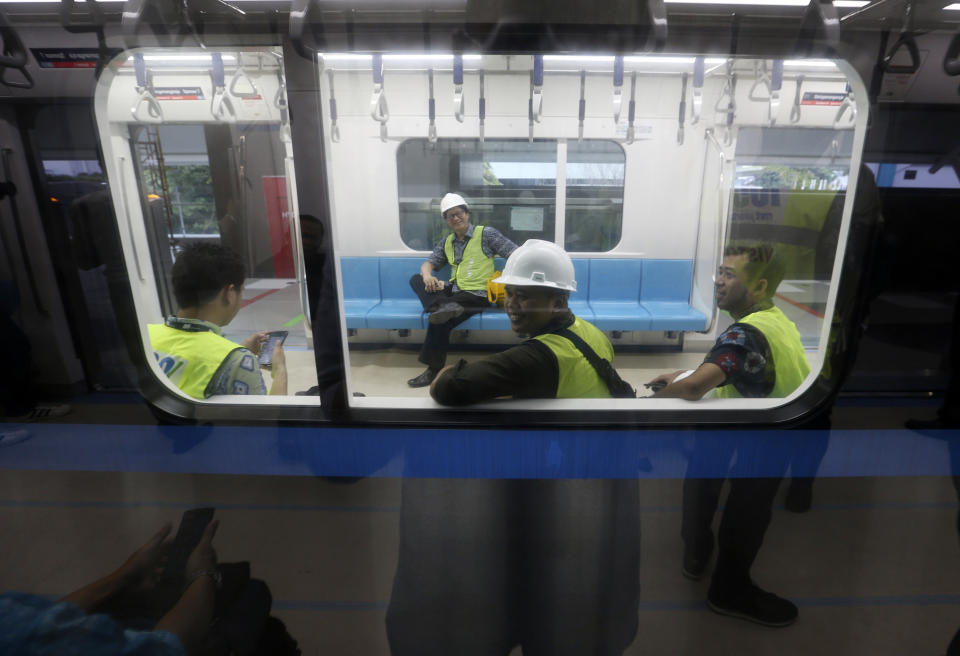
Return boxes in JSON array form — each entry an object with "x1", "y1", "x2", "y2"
[
  {"x1": 407, "y1": 192, "x2": 517, "y2": 388},
  {"x1": 429, "y1": 239, "x2": 634, "y2": 403},
  {"x1": 388, "y1": 241, "x2": 639, "y2": 656}
]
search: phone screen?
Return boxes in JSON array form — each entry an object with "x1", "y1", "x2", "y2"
[
  {"x1": 161, "y1": 507, "x2": 215, "y2": 582},
  {"x1": 258, "y1": 330, "x2": 288, "y2": 368}
]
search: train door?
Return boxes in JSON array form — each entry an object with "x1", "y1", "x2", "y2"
[{"x1": 95, "y1": 48, "x2": 319, "y2": 402}]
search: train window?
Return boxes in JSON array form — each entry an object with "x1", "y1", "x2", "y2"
[
  {"x1": 325, "y1": 54, "x2": 868, "y2": 413},
  {"x1": 564, "y1": 141, "x2": 625, "y2": 252},
  {"x1": 397, "y1": 139, "x2": 559, "y2": 250},
  {"x1": 95, "y1": 48, "x2": 321, "y2": 407}
]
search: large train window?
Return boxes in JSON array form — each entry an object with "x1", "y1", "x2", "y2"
[
  {"x1": 326, "y1": 54, "x2": 869, "y2": 412},
  {"x1": 95, "y1": 48, "x2": 320, "y2": 406},
  {"x1": 396, "y1": 138, "x2": 624, "y2": 252}
]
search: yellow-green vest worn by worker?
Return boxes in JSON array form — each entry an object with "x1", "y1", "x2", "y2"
[
  {"x1": 534, "y1": 316, "x2": 614, "y2": 398},
  {"x1": 715, "y1": 305, "x2": 810, "y2": 399},
  {"x1": 148, "y1": 323, "x2": 240, "y2": 399},
  {"x1": 444, "y1": 225, "x2": 494, "y2": 291}
]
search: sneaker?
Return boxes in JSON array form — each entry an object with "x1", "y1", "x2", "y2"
[
  {"x1": 707, "y1": 583, "x2": 798, "y2": 627},
  {"x1": 429, "y1": 302, "x2": 465, "y2": 325},
  {"x1": 682, "y1": 542, "x2": 713, "y2": 581},
  {"x1": 407, "y1": 368, "x2": 439, "y2": 388},
  {"x1": 6, "y1": 403, "x2": 71, "y2": 422}
]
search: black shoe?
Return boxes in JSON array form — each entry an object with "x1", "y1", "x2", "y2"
[
  {"x1": 707, "y1": 583, "x2": 798, "y2": 627},
  {"x1": 682, "y1": 542, "x2": 713, "y2": 581},
  {"x1": 429, "y1": 302, "x2": 465, "y2": 324},
  {"x1": 407, "y1": 368, "x2": 439, "y2": 388}
]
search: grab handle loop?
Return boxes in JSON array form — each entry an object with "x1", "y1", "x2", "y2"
[
  {"x1": 369, "y1": 54, "x2": 389, "y2": 142},
  {"x1": 790, "y1": 74, "x2": 804, "y2": 123},
  {"x1": 796, "y1": 0, "x2": 840, "y2": 55},
  {"x1": 528, "y1": 74, "x2": 535, "y2": 143},
  {"x1": 327, "y1": 69, "x2": 340, "y2": 143},
  {"x1": 211, "y1": 52, "x2": 235, "y2": 121},
  {"x1": 882, "y1": 0, "x2": 920, "y2": 75},
  {"x1": 677, "y1": 72, "x2": 687, "y2": 145},
  {"x1": 613, "y1": 55, "x2": 624, "y2": 123},
  {"x1": 229, "y1": 55, "x2": 260, "y2": 98},
  {"x1": 714, "y1": 61, "x2": 736, "y2": 147},
  {"x1": 478, "y1": 70, "x2": 486, "y2": 143},
  {"x1": 578, "y1": 70, "x2": 586, "y2": 142},
  {"x1": 748, "y1": 61, "x2": 771, "y2": 102},
  {"x1": 428, "y1": 68, "x2": 437, "y2": 143},
  {"x1": 625, "y1": 72, "x2": 637, "y2": 145},
  {"x1": 945, "y1": 33, "x2": 960, "y2": 77},
  {"x1": 768, "y1": 60, "x2": 783, "y2": 124},
  {"x1": 130, "y1": 53, "x2": 163, "y2": 123},
  {"x1": 691, "y1": 56, "x2": 704, "y2": 125},
  {"x1": 833, "y1": 83, "x2": 856, "y2": 128},
  {"x1": 531, "y1": 55, "x2": 544, "y2": 123},
  {"x1": 0, "y1": 12, "x2": 32, "y2": 89},
  {"x1": 453, "y1": 54, "x2": 465, "y2": 123}
]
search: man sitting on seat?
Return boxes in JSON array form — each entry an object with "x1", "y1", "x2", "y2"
[
  {"x1": 407, "y1": 193, "x2": 517, "y2": 388},
  {"x1": 149, "y1": 243, "x2": 287, "y2": 399}
]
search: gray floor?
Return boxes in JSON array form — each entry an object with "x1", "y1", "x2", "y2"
[{"x1": 2, "y1": 402, "x2": 959, "y2": 655}]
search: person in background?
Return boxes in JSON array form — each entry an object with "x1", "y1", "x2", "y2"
[
  {"x1": 407, "y1": 193, "x2": 517, "y2": 388},
  {"x1": 149, "y1": 243, "x2": 286, "y2": 399},
  {"x1": 0, "y1": 521, "x2": 219, "y2": 655},
  {"x1": 648, "y1": 243, "x2": 810, "y2": 627}
]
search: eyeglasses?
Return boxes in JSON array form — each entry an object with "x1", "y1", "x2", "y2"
[{"x1": 446, "y1": 210, "x2": 468, "y2": 220}]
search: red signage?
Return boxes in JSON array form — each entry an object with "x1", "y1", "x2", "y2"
[{"x1": 262, "y1": 176, "x2": 295, "y2": 278}]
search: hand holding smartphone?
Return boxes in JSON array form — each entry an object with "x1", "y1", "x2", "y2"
[
  {"x1": 160, "y1": 507, "x2": 215, "y2": 582},
  {"x1": 258, "y1": 330, "x2": 288, "y2": 368}
]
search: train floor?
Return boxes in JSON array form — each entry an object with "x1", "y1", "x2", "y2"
[{"x1": 2, "y1": 399, "x2": 959, "y2": 655}]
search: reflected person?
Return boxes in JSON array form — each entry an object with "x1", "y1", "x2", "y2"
[
  {"x1": 387, "y1": 241, "x2": 639, "y2": 656},
  {"x1": 149, "y1": 243, "x2": 287, "y2": 399},
  {"x1": 648, "y1": 243, "x2": 810, "y2": 627},
  {"x1": 407, "y1": 193, "x2": 517, "y2": 388}
]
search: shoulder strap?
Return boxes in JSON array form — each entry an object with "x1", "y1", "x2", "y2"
[{"x1": 554, "y1": 327, "x2": 637, "y2": 398}]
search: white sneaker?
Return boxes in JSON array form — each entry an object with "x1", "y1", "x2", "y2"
[
  {"x1": 6, "y1": 403, "x2": 71, "y2": 422},
  {"x1": 0, "y1": 429, "x2": 31, "y2": 447}
]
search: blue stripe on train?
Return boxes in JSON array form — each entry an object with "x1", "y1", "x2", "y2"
[{"x1": 1, "y1": 423, "x2": 958, "y2": 479}]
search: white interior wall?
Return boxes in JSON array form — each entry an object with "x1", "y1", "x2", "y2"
[{"x1": 321, "y1": 57, "x2": 855, "y2": 259}]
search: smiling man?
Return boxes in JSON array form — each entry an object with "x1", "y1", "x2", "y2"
[
  {"x1": 430, "y1": 239, "x2": 632, "y2": 404},
  {"x1": 648, "y1": 243, "x2": 810, "y2": 628},
  {"x1": 407, "y1": 193, "x2": 518, "y2": 388}
]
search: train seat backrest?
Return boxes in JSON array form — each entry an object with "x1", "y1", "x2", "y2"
[{"x1": 639, "y1": 260, "x2": 708, "y2": 331}]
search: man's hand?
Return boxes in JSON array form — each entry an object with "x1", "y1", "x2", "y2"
[
  {"x1": 646, "y1": 370, "x2": 685, "y2": 390},
  {"x1": 241, "y1": 331, "x2": 269, "y2": 355},
  {"x1": 423, "y1": 273, "x2": 443, "y2": 293},
  {"x1": 268, "y1": 346, "x2": 288, "y2": 395},
  {"x1": 185, "y1": 520, "x2": 219, "y2": 578}
]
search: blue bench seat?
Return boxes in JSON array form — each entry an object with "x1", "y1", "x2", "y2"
[{"x1": 340, "y1": 256, "x2": 707, "y2": 333}]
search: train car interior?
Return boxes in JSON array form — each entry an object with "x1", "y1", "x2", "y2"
[{"x1": 2, "y1": 0, "x2": 960, "y2": 653}]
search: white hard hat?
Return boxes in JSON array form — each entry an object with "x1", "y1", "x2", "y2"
[
  {"x1": 493, "y1": 239, "x2": 577, "y2": 292},
  {"x1": 440, "y1": 193, "x2": 468, "y2": 216}
]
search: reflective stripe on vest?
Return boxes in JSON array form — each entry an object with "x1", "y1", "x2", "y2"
[
  {"x1": 534, "y1": 316, "x2": 614, "y2": 398},
  {"x1": 714, "y1": 305, "x2": 810, "y2": 399},
  {"x1": 444, "y1": 225, "x2": 494, "y2": 291},
  {"x1": 148, "y1": 323, "x2": 240, "y2": 399}
]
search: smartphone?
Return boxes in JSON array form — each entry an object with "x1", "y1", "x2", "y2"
[
  {"x1": 258, "y1": 330, "x2": 288, "y2": 368},
  {"x1": 160, "y1": 507, "x2": 215, "y2": 582}
]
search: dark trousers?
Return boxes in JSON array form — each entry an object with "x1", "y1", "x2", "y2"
[
  {"x1": 386, "y1": 478, "x2": 640, "y2": 656},
  {"x1": 409, "y1": 274, "x2": 490, "y2": 370},
  {"x1": 681, "y1": 432, "x2": 792, "y2": 595},
  {"x1": 0, "y1": 311, "x2": 33, "y2": 417}
]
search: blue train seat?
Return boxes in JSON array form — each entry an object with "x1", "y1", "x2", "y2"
[
  {"x1": 340, "y1": 256, "x2": 706, "y2": 334},
  {"x1": 586, "y1": 259, "x2": 652, "y2": 330},
  {"x1": 639, "y1": 260, "x2": 709, "y2": 331}
]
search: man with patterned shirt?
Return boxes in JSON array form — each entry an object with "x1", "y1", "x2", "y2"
[
  {"x1": 647, "y1": 243, "x2": 810, "y2": 628},
  {"x1": 407, "y1": 193, "x2": 517, "y2": 388},
  {"x1": 149, "y1": 243, "x2": 287, "y2": 399}
]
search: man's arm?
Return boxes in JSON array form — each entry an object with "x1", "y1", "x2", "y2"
[
  {"x1": 420, "y1": 260, "x2": 443, "y2": 292},
  {"x1": 650, "y1": 362, "x2": 726, "y2": 400},
  {"x1": 268, "y1": 345, "x2": 287, "y2": 395},
  {"x1": 430, "y1": 342, "x2": 558, "y2": 405}
]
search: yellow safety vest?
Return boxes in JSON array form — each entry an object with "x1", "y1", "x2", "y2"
[
  {"x1": 715, "y1": 305, "x2": 810, "y2": 399},
  {"x1": 444, "y1": 225, "x2": 495, "y2": 291},
  {"x1": 148, "y1": 323, "x2": 241, "y2": 399},
  {"x1": 534, "y1": 316, "x2": 614, "y2": 398}
]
